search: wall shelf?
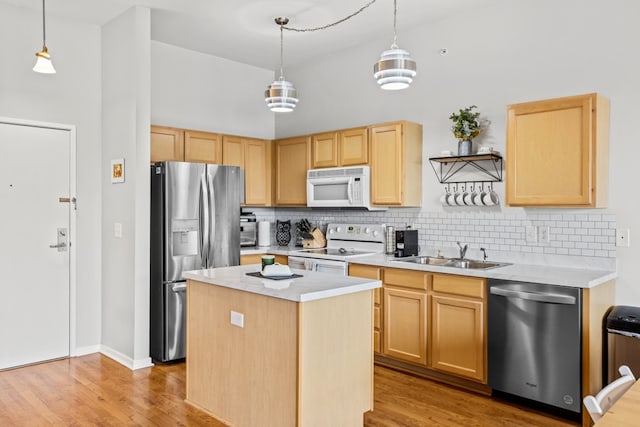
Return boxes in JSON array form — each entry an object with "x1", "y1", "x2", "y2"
[{"x1": 429, "y1": 153, "x2": 503, "y2": 184}]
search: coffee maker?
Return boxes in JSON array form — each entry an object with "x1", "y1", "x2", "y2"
[{"x1": 395, "y1": 228, "x2": 419, "y2": 257}]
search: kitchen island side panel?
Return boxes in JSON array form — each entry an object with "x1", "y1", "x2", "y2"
[
  {"x1": 186, "y1": 280, "x2": 298, "y2": 426},
  {"x1": 298, "y1": 290, "x2": 374, "y2": 425}
]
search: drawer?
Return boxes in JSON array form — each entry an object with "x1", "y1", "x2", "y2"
[
  {"x1": 374, "y1": 305, "x2": 381, "y2": 329},
  {"x1": 348, "y1": 264, "x2": 381, "y2": 280},
  {"x1": 384, "y1": 268, "x2": 429, "y2": 290},
  {"x1": 432, "y1": 274, "x2": 486, "y2": 298},
  {"x1": 240, "y1": 254, "x2": 262, "y2": 265}
]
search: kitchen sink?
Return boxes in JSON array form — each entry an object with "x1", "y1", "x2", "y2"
[
  {"x1": 444, "y1": 259, "x2": 508, "y2": 270},
  {"x1": 400, "y1": 256, "x2": 451, "y2": 266},
  {"x1": 396, "y1": 256, "x2": 509, "y2": 270}
]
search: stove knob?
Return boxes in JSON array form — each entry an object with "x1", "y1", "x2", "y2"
[
  {"x1": 372, "y1": 230, "x2": 379, "y2": 237},
  {"x1": 336, "y1": 227, "x2": 342, "y2": 233},
  {"x1": 328, "y1": 228, "x2": 335, "y2": 234},
  {"x1": 364, "y1": 227, "x2": 371, "y2": 234}
]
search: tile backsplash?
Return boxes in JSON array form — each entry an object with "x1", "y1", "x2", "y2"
[{"x1": 247, "y1": 208, "x2": 616, "y2": 271}]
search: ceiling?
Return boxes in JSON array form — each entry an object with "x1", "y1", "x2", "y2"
[{"x1": 3, "y1": 0, "x2": 486, "y2": 69}]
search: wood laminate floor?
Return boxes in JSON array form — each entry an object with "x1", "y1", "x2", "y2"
[{"x1": 0, "y1": 354, "x2": 578, "y2": 426}]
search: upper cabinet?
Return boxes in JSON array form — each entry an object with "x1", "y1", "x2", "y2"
[
  {"x1": 223, "y1": 136, "x2": 273, "y2": 206},
  {"x1": 184, "y1": 130, "x2": 222, "y2": 164},
  {"x1": 150, "y1": 126, "x2": 222, "y2": 164},
  {"x1": 506, "y1": 93, "x2": 610, "y2": 207},
  {"x1": 340, "y1": 127, "x2": 369, "y2": 166},
  {"x1": 311, "y1": 127, "x2": 369, "y2": 168},
  {"x1": 311, "y1": 132, "x2": 339, "y2": 168},
  {"x1": 370, "y1": 121, "x2": 423, "y2": 207},
  {"x1": 274, "y1": 136, "x2": 311, "y2": 206},
  {"x1": 150, "y1": 125, "x2": 184, "y2": 163}
]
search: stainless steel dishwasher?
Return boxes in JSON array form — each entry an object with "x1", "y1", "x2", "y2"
[{"x1": 488, "y1": 280, "x2": 582, "y2": 414}]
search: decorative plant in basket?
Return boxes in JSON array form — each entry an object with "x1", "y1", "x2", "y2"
[{"x1": 449, "y1": 105, "x2": 481, "y2": 155}]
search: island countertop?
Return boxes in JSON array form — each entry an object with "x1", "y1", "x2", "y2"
[{"x1": 183, "y1": 264, "x2": 381, "y2": 302}]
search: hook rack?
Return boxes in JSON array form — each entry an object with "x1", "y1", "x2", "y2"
[{"x1": 429, "y1": 153, "x2": 503, "y2": 184}]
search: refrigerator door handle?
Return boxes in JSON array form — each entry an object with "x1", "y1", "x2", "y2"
[
  {"x1": 207, "y1": 169, "x2": 216, "y2": 269},
  {"x1": 171, "y1": 283, "x2": 187, "y2": 292},
  {"x1": 200, "y1": 173, "x2": 210, "y2": 267}
]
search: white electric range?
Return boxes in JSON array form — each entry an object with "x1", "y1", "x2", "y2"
[{"x1": 288, "y1": 223, "x2": 386, "y2": 275}]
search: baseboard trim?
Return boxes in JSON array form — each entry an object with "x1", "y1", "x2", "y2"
[
  {"x1": 72, "y1": 345, "x2": 101, "y2": 357},
  {"x1": 100, "y1": 345, "x2": 154, "y2": 371}
]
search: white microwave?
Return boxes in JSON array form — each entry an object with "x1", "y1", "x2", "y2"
[{"x1": 307, "y1": 165, "x2": 384, "y2": 210}]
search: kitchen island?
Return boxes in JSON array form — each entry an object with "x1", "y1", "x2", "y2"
[{"x1": 182, "y1": 265, "x2": 381, "y2": 427}]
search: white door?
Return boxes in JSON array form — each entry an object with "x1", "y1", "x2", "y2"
[{"x1": 0, "y1": 122, "x2": 72, "y2": 369}]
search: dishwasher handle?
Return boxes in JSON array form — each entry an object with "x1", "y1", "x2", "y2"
[{"x1": 490, "y1": 286, "x2": 576, "y2": 305}]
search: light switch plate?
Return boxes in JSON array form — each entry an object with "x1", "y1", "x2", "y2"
[
  {"x1": 114, "y1": 222, "x2": 122, "y2": 238},
  {"x1": 616, "y1": 228, "x2": 631, "y2": 247},
  {"x1": 525, "y1": 226, "x2": 538, "y2": 243}
]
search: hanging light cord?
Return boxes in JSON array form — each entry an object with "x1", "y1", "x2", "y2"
[
  {"x1": 41, "y1": 0, "x2": 47, "y2": 48},
  {"x1": 392, "y1": 0, "x2": 398, "y2": 48},
  {"x1": 283, "y1": 0, "x2": 378, "y2": 33},
  {"x1": 278, "y1": 20, "x2": 286, "y2": 80}
]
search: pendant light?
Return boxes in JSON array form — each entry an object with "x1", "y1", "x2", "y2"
[
  {"x1": 264, "y1": 17, "x2": 298, "y2": 112},
  {"x1": 33, "y1": 0, "x2": 56, "y2": 74},
  {"x1": 373, "y1": 0, "x2": 415, "y2": 90}
]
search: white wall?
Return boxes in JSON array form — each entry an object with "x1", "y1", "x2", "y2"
[
  {"x1": 101, "y1": 6, "x2": 151, "y2": 368},
  {"x1": 151, "y1": 41, "x2": 275, "y2": 139},
  {"x1": 0, "y1": 3, "x2": 102, "y2": 352},
  {"x1": 277, "y1": 0, "x2": 640, "y2": 305}
]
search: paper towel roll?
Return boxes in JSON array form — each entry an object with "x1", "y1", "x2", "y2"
[{"x1": 258, "y1": 221, "x2": 270, "y2": 246}]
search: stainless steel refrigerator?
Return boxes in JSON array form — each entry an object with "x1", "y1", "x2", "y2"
[{"x1": 150, "y1": 161, "x2": 241, "y2": 362}]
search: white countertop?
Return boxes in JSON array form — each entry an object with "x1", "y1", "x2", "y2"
[
  {"x1": 183, "y1": 264, "x2": 381, "y2": 302},
  {"x1": 242, "y1": 247, "x2": 617, "y2": 288},
  {"x1": 349, "y1": 253, "x2": 617, "y2": 289}
]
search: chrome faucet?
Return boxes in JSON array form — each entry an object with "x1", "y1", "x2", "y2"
[
  {"x1": 456, "y1": 241, "x2": 468, "y2": 259},
  {"x1": 480, "y1": 247, "x2": 488, "y2": 262}
]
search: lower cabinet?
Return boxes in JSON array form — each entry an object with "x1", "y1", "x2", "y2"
[
  {"x1": 383, "y1": 286, "x2": 427, "y2": 365},
  {"x1": 348, "y1": 264, "x2": 382, "y2": 353},
  {"x1": 430, "y1": 273, "x2": 487, "y2": 383},
  {"x1": 240, "y1": 253, "x2": 288, "y2": 265},
  {"x1": 349, "y1": 263, "x2": 488, "y2": 385}
]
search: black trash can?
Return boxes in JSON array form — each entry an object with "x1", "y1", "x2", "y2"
[{"x1": 606, "y1": 305, "x2": 640, "y2": 382}]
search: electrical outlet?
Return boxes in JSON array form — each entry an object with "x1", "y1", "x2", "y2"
[
  {"x1": 525, "y1": 226, "x2": 538, "y2": 243},
  {"x1": 538, "y1": 226, "x2": 550, "y2": 245},
  {"x1": 616, "y1": 228, "x2": 631, "y2": 247},
  {"x1": 230, "y1": 310, "x2": 244, "y2": 328}
]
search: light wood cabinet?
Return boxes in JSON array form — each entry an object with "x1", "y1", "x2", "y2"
[
  {"x1": 274, "y1": 136, "x2": 311, "y2": 205},
  {"x1": 187, "y1": 279, "x2": 373, "y2": 426},
  {"x1": 240, "y1": 253, "x2": 288, "y2": 265},
  {"x1": 349, "y1": 264, "x2": 383, "y2": 354},
  {"x1": 150, "y1": 125, "x2": 184, "y2": 163},
  {"x1": 311, "y1": 127, "x2": 369, "y2": 168},
  {"x1": 383, "y1": 286, "x2": 427, "y2": 365},
  {"x1": 184, "y1": 130, "x2": 222, "y2": 164},
  {"x1": 380, "y1": 268, "x2": 430, "y2": 365},
  {"x1": 340, "y1": 127, "x2": 368, "y2": 166},
  {"x1": 430, "y1": 274, "x2": 486, "y2": 382},
  {"x1": 369, "y1": 121, "x2": 423, "y2": 206},
  {"x1": 150, "y1": 126, "x2": 223, "y2": 164},
  {"x1": 312, "y1": 132, "x2": 339, "y2": 168},
  {"x1": 506, "y1": 93, "x2": 609, "y2": 207},
  {"x1": 223, "y1": 136, "x2": 273, "y2": 206}
]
